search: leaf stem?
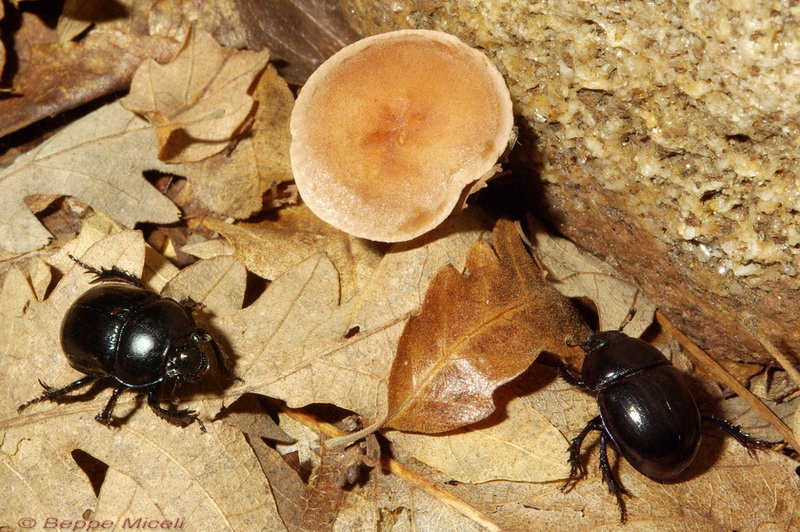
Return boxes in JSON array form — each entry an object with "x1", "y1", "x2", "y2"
[{"x1": 325, "y1": 413, "x2": 388, "y2": 449}]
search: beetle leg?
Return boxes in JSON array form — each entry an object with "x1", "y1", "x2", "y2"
[
  {"x1": 562, "y1": 415, "x2": 603, "y2": 492},
  {"x1": 94, "y1": 385, "x2": 126, "y2": 426},
  {"x1": 69, "y1": 255, "x2": 145, "y2": 288},
  {"x1": 598, "y1": 432, "x2": 629, "y2": 523},
  {"x1": 146, "y1": 388, "x2": 206, "y2": 432},
  {"x1": 558, "y1": 364, "x2": 585, "y2": 387},
  {"x1": 702, "y1": 415, "x2": 780, "y2": 455},
  {"x1": 18, "y1": 375, "x2": 101, "y2": 412}
]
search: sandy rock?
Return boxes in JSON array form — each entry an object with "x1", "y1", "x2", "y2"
[{"x1": 341, "y1": 0, "x2": 800, "y2": 363}]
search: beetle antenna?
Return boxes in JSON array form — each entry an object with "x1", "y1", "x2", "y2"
[{"x1": 617, "y1": 290, "x2": 640, "y2": 332}]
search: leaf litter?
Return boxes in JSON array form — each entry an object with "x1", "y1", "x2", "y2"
[
  {"x1": 0, "y1": 102, "x2": 181, "y2": 253},
  {"x1": 186, "y1": 64, "x2": 296, "y2": 219},
  {"x1": 203, "y1": 203, "x2": 387, "y2": 301},
  {"x1": 2, "y1": 5, "x2": 799, "y2": 529},
  {"x1": 0, "y1": 5, "x2": 178, "y2": 138},
  {"x1": 3, "y1": 217, "x2": 799, "y2": 529}
]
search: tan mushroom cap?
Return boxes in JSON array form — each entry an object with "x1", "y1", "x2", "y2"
[{"x1": 290, "y1": 30, "x2": 514, "y2": 242}]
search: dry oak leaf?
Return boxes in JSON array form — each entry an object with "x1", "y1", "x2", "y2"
[
  {"x1": 204, "y1": 203, "x2": 386, "y2": 301},
  {"x1": 387, "y1": 392, "x2": 570, "y2": 483},
  {"x1": 59, "y1": 0, "x2": 171, "y2": 42},
  {"x1": 0, "y1": 102, "x2": 181, "y2": 253},
  {"x1": 224, "y1": 394, "x2": 295, "y2": 444},
  {"x1": 186, "y1": 63, "x2": 295, "y2": 219},
  {"x1": 0, "y1": 233, "x2": 284, "y2": 530},
  {"x1": 527, "y1": 216, "x2": 656, "y2": 337},
  {"x1": 0, "y1": 23, "x2": 178, "y2": 138},
  {"x1": 385, "y1": 219, "x2": 588, "y2": 433},
  {"x1": 57, "y1": 0, "x2": 140, "y2": 43},
  {"x1": 121, "y1": 27, "x2": 269, "y2": 163},
  {"x1": 251, "y1": 431, "x2": 377, "y2": 532},
  {"x1": 213, "y1": 210, "x2": 493, "y2": 423},
  {"x1": 333, "y1": 460, "x2": 491, "y2": 532}
]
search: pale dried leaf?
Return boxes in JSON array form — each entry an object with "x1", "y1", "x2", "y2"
[
  {"x1": 0, "y1": 257, "x2": 51, "y2": 305},
  {"x1": 269, "y1": 407, "x2": 503, "y2": 531},
  {"x1": 0, "y1": 267, "x2": 35, "y2": 323},
  {"x1": 214, "y1": 210, "x2": 493, "y2": 423},
  {"x1": 161, "y1": 255, "x2": 246, "y2": 316},
  {"x1": 57, "y1": 0, "x2": 96, "y2": 42},
  {"x1": 275, "y1": 409, "x2": 326, "y2": 475},
  {"x1": 94, "y1": 469, "x2": 164, "y2": 522},
  {"x1": 205, "y1": 204, "x2": 386, "y2": 301},
  {"x1": 57, "y1": 209, "x2": 128, "y2": 262},
  {"x1": 2, "y1": 414, "x2": 285, "y2": 530},
  {"x1": 0, "y1": 102, "x2": 181, "y2": 253},
  {"x1": 27, "y1": 259, "x2": 51, "y2": 301},
  {"x1": 57, "y1": 0, "x2": 132, "y2": 42},
  {"x1": 385, "y1": 220, "x2": 588, "y2": 433},
  {"x1": 253, "y1": 422, "x2": 379, "y2": 532},
  {"x1": 387, "y1": 393, "x2": 570, "y2": 483},
  {"x1": 250, "y1": 437, "x2": 311, "y2": 532},
  {"x1": 181, "y1": 237, "x2": 235, "y2": 260},
  {"x1": 297, "y1": 445, "x2": 356, "y2": 531},
  {"x1": 142, "y1": 244, "x2": 181, "y2": 292},
  {"x1": 121, "y1": 28, "x2": 269, "y2": 163},
  {"x1": 187, "y1": 64, "x2": 294, "y2": 218},
  {"x1": 528, "y1": 217, "x2": 657, "y2": 336},
  {"x1": 58, "y1": 0, "x2": 152, "y2": 41},
  {"x1": 333, "y1": 467, "x2": 489, "y2": 532},
  {"x1": 437, "y1": 435, "x2": 799, "y2": 530}
]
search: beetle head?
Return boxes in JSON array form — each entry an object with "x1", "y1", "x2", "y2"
[{"x1": 165, "y1": 332, "x2": 211, "y2": 383}]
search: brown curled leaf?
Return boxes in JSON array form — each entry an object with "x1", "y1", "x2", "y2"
[{"x1": 385, "y1": 219, "x2": 589, "y2": 433}]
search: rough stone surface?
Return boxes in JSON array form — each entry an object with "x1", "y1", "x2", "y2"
[{"x1": 341, "y1": 0, "x2": 800, "y2": 364}]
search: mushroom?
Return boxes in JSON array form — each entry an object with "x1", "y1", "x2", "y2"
[{"x1": 290, "y1": 30, "x2": 514, "y2": 242}]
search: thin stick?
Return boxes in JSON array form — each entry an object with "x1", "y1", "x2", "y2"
[
  {"x1": 283, "y1": 407, "x2": 504, "y2": 532},
  {"x1": 378, "y1": 453, "x2": 504, "y2": 532},
  {"x1": 656, "y1": 311, "x2": 799, "y2": 450}
]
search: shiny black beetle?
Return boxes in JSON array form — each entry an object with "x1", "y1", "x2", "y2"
[
  {"x1": 18, "y1": 256, "x2": 236, "y2": 431},
  {"x1": 561, "y1": 311, "x2": 774, "y2": 522}
]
